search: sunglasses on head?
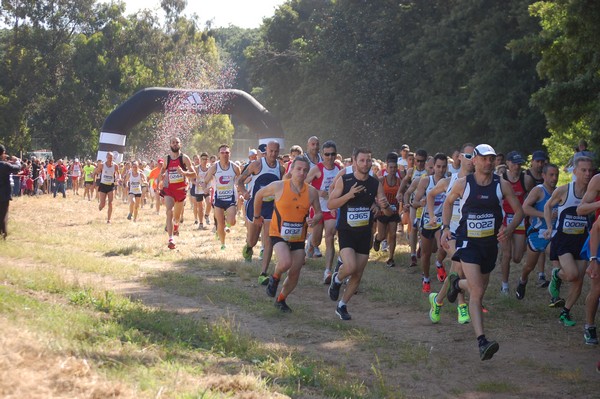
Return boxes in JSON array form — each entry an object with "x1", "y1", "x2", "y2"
[
  {"x1": 462, "y1": 152, "x2": 474, "y2": 160},
  {"x1": 323, "y1": 152, "x2": 337, "y2": 157}
]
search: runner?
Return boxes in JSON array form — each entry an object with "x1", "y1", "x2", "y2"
[
  {"x1": 192, "y1": 152, "x2": 210, "y2": 230},
  {"x1": 306, "y1": 136, "x2": 322, "y2": 170},
  {"x1": 526, "y1": 150, "x2": 550, "y2": 286},
  {"x1": 253, "y1": 155, "x2": 322, "y2": 312},
  {"x1": 94, "y1": 152, "x2": 119, "y2": 223},
  {"x1": 327, "y1": 147, "x2": 393, "y2": 320},
  {"x1": 413, "y1": 152, "x2": 448, "y2": 293},
  {"x1": 443, "y1": 144, "x2": 523, "y2": 360},
  {"x1": 238, "y1": 141, "x2": 284, "y2": 284},
  {"x1": 82, "y1": 159, "x2": 95, "y2": 201},
  {"x1": 372, "y1": 152, "x2": 402, "y2": 268},
  {"x1": 401, "y1": 149, "x2": 429, "y2": 267},
  {"x1": 543, "y1": 156, "x2": 593, "y2": 326},
  {"x1": 499, "y1": 151, "x2": 534, "y2": 294},
  {"x1": 577, "y1": 172, "x2": 600, "y2": 345},
  {"x1": 306, "y1": 140, "x2": 341, "y2": 283},
  {"x1": 69, "y1": 158, "x2": 82, "y2": 195},
  {"x1": 515, "y1": 163, "x2": 559, "y2": 300},
  {"x1": 159, "y1": 137, "x2": 196, "y2": 249},
  {"x1": 204, "y1": 144, "x2": 241, "y2": 250},
  {"x1": 124, "y1": 161, "x2": 146, "y2": 222},
  {"x1": 427, "y1": 144, "x2": 475, "y2": 325}
]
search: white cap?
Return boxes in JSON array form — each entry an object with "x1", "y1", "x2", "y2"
[
  {"x1": 74, "y1": 158, "x2": 79, "y2": 162},
  {"x1": 474, "y1": 144, "x2": 496, "y2": 157},
  {"x1": 249, "y1": 149, "x2": 258, "y2": 156}
]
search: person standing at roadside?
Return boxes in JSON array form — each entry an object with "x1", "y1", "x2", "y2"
[
  {"x1": 53, "y1": 159, "x2": 68, "y2": 198},
  {"x1": 0, "y1": 145, "x2": 22, "y2": 239}
]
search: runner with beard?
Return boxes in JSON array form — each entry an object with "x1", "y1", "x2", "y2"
[{"x1": 159, "y1": 137, "x2": 196, "y2": 250}]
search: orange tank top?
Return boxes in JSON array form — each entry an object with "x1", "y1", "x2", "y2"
[
  {"x1": 269, "y1": 180, "x2": 310, "y2": 242},
  {"x1": 383, "y1": 175, "x2": 400, "y2": 207}
]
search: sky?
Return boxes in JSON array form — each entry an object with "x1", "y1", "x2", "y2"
[{"x1": 114, "y1": 0, "x2": 287, "y2": 28}]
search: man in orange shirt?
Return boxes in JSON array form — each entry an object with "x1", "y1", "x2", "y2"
[{"x1": 46, "y1": 160, "x2": 55, "y2": 194}]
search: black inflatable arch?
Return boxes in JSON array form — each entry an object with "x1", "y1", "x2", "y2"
[{"x1": 97, "y1": 87, "x2": 284, "y2": 161}]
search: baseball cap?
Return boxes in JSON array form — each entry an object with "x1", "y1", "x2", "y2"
[
  {"x1": 474, "y1": 144, "x2": 497, "y2": 157},
  {"x1": 157, "y1": 158, "x2": 164, "y2": 163},
  {"x1": 532, "y1": 150, "x2": 548, "y2": 161},
  {"x1": 258, "y1": 143, "x2": 267, "y2": 153},
  {"x1": 506, "y1": 151, "x2": 525, "y2": 164},
  {"x1": 400, "y1": 144, "x2": 410, "y2": 151},
  {"x1": 248, "y1": 149, "x2": 257, "y2": 156}
]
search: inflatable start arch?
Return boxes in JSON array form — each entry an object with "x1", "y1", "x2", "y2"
[{"x1": 97, "y1": 87, "x2": 284, "y2": 161}]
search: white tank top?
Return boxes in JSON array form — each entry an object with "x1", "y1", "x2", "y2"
[
  {"x1": 195, "y1": 165, "x2": 209, "y2": 194},
  {"x1": 100, "y1": 163, "x2": 116, "y2": 185},
  {"x1": 214, "y1": 161, "x2": 236, "y2": 200},
  {"x1": 128, "y1": 170, "x2": 142, "y2": 194}
]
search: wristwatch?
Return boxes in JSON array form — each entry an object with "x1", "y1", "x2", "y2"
[
  {"x1": 590, "y1": 256, "x2": 597, "y2": 262},
  {"x1": 441, "y1": 224, "x2": 450, "y2": 231}
]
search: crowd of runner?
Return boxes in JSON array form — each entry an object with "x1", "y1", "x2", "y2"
[{"x1": 2, "y1": 137, "x2": 599, "y2": 366}]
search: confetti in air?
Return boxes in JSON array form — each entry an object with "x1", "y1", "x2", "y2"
[{"x1": 139, "y1": 53, "x2": 238, "y2": 161}]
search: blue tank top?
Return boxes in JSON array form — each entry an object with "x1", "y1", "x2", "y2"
[
  {"x1": 250, "y1": 158, "x2": 281, "y2": 201},
  {"x1": 530, "y1": 184, "x2": 554, "y2": 230},
  {"x1": 456, "y1": 174, "x2": 503, "y2": 244}
]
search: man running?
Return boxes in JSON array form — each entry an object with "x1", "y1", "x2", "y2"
[
  {"x1": 124, "y1": 161, "x2": 147, "y2": 222},
  {"x1": 204, "y1": 144, "x2": 240, "y2": 250},
  {"x1": 238, "y1": 141, "x2": 284, "y2": 283},
  {"x1": 427, "y1": 144, "x2": 475, "y2": 325},
  {"x1": 413, "y1": 152, "x2": 448, "y2": 293},
  {"x1": 327, "y1": 147, "x2": 393, "y2": 320},
  {"x1": 443, "y1": 144, "x2": 523, "y2": 360},
  {"x1": 373, "y1": 152, "x2": 402, "y2": 268},
  {"x1": 306, "y1": 140, "x2": 341, "y2": 283},
  {"x1": 193, "y1": 152, "x2": 210, "y2": 230},
  {"x1": 94, "y1": 152, "x2": 119, "y2": 223},
  {"x1": 543, "y1": 156, "x2": 593, "y2": 326},
  {"x1": 159, "y1": 137, "x2": 196, "y2": 249},
  {"x1": 401, "y1": 149, "x2": 429, "y2": 267},
  {"x1": 515, "y1": 163, "x2": 559, "y2": 300},
  {"x1": 254, "y1": 155, "x2": 322, "y2": 312}
]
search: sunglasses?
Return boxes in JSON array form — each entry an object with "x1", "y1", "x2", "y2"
[
  {"x1": 415, "y1": 159, "x2": 426, "y2": 163},
  {"x1": 462, "y1": 153, "x2": 474, "y2": 160},
  {"x1": 323, "y1": 152, "x2": 337, "y2": 157},
  {"x1": 220, "y1": 151, "x2": 230, "y2": 154}
]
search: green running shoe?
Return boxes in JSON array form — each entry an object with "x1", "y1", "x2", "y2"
[
  {"x1": 242, "y1": 244, "x2": 253, "y2": 262},
  {"x1": 258, "y1": 273, "x2": 269, "y2": 286},
  {"x1": 548, "y1": 267, "x2": 562, "y2": 299},
  {"x1": 559, "y1": 311, "x2": 576, "y2": 327},
  {"x1": 429, "y1": 293, "x2": 442, "y2": 324},
  {"x1": 457, "y1": 304, "x2": 470, "y2": 324}
]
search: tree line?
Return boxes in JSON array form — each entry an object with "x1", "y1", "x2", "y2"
[{"x1": 1, "y1": 0, "x2": 597, "y2": 166}]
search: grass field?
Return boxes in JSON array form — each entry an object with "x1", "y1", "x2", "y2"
[{"x1": 1, "y1": 193, "x2": 598, "y2": 398}]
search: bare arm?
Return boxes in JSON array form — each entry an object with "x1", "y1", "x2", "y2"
[
  {"x1": 577, "y1": 174, "x2": 600, "y2": 215},
  {"x1": 440, "y1": 177, "x2": 466, "y2": 249},
  {"x1": 252, "y1": 181, "x2": 282, "y2": 226},
  {"x1": 522, "y1": 186, "x2": 543, "y2": 218},
  {"x1": 543, "y1": 185, "x2": 567, "y2": 239},
  {"x1": 425, "y1": 177, "x2": 449, "y2": 227},
  {"x1": 498, "y1": 178, "x2": 524, "y2": 241},
  {"x1": 237, "y1": 161, "x2": 257, "y2": 199},
  {"x1": 203, "y1": 164, "x2": 217, "y2": 185},
  {"x1": 307, "y1": 186, "x2": 323, "y2": 227}
]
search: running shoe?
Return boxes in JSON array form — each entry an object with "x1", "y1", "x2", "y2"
[
  {"x1": 323, "y1": 270, "x2": 332, "y2": 285},
  {"x1": 559, "y1": 311, "x2": 576, "y2": 327},
  {"x1": 428, "y1": 293, "x2": 441, "y2": 324},
  {"x1": 194, "y1": 220, "x2": 198, "y2": 225},
  {"x1": 386, "y1": 259, "x2": 396, "y2": 268},
  {"x1": 313, "y1": 246, "x2": 323, "y2": 257},
  {"x1": 258, "y1": 272, "x2": 269, "y2": 286},
  {"x1": 242, "y1": 244, "x2": 253, "y2": 262},
  {"x1": 373, "y1": 236, "x2": 381, "y2": 251},
  {"x1": 336, "y1": 304, "x2": 351, "y2": 320},
  {"x1": 205, "y1": 214, "x2": 210, "y2": 225},
  {"x1": 173, "y1": 225, "x2": 179, "y2": 236},
  {"x1": 482, "y1": 304, "x2": 489, "y2": 314},
  {"x1": 220, "y1": 244, "x2": 226, "y2": 251},
  {"x1": 447, "y1": 272, "x2": 461, "y2": 303},
  {"x1": 266, "y1": 275, "x2": 279, "y2": 297},
  {"x1": 422, "y1": 280, "x2": 431, "y2": 293},
  {"x1": 548, "y1": 267, "x2": 562, "y2": 299},
  {"x1": 410, "y1": 254, "x2": 418, "y2": 267},
  {"x1": 168, "y1": 240, "x2": 176, "y2": 250},
  {"x1": 198, "y1": 223, "x2": 206, "y2": 230},
  {"x1": 329, "y1": 272, "x2": 342, "y2": 301},
  {"x1": 537, "y1": 275, "x2": 549, "y2": 288},
  {"x1": 335, "y1": 258, "x2": 343, "y2": 273},
  {"x1": 479, "y1": 339, "x2": 499, "y2": 361},
  {"x1": 515, "y1": 281, "x2": 526, "y2": 300},
  {"x1": 274, "y1": 299, "x2": 292, "y2": 313},
  {"x1": 381, "y1": 239, "x2": 389, "y2": 252},
  {"x1": 457, "y1": 304, "x2": 470, "y2": 324},
  {"x1": 549, "y1": 297, "x2": 566, "y2": 308},
  {"x1": 258, "y1": 247, "x2": 264, "y2": 260},
  {"x1": 305, "y1": 234, "x2": 315, "y2": 258},
  {"x1": 225, "y1": 224, "x2": 231, "y2": 233},
  {"x1": 584, "y1": 326, "x2": 598, "y2": 345},
  {"x1": 500, "y1": 286, "x2": 509, "y2": 296},
  {"x1": 127, "y1": 213, "x2": 132, "y2": 220},
  {"x1": 436, "y1": 265, "x2": 447, "y2": 282}
]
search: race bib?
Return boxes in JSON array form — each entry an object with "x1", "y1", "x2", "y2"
[
  {"x1": 562, "y1": 215, "x2": 587, "y2": 235},
  {"x1": 422, "y1": 214, "x2": 442, "y2": 230},
  {"x1": 217, "y1": 187, "x2": 233, "y2": 200},
  {"x1": 168, "y1": 169, "x2": 184, "y2": 184},
  {"x1": 467, "y1": 213, "x2": 495, "y2": 238},
  {"x1": 130, "y1": 181, "x2": 141, "y2": 194},
  {"x1": 506, "y1": 213, "x2": 525, "y2": 231},
  {"x1": 281, "y1": 221, "x2": 304, "y2": 242},
  {"x1": 102, "y1": 173, "x2": 114, "y2": 184},
  {"x1": 347, "y1": 206, "x2": 371, "y2": 227}
]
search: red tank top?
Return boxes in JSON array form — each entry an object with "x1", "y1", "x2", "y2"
[
  {"x1": 502, "y1": 171, "x2": 526, "y2": 214},
  {"x1": 166, "y1": 155, "x2": 187, "y2": 190}
]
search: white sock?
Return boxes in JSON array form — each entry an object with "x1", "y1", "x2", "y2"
[{"x1": 338, "y1": 300, "x2": 346, "y2": 308}]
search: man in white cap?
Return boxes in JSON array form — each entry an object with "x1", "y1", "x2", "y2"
[{"x1": 442, "y1": 144, "x2": 523, "y2": 360}]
